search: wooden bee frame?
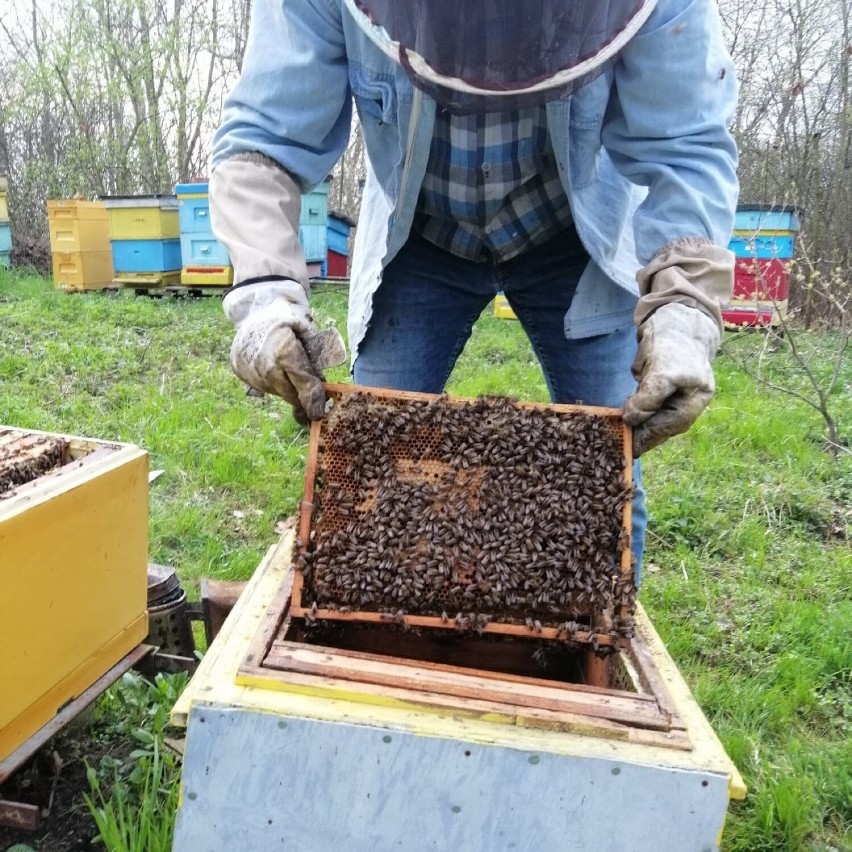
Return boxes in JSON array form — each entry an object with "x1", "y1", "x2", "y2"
[
  {"x1": 242, "y1": 559, "x2": 689, "y2": 749},
  {"x1": 290, "y1": 384, "x2": 634, "y2": 650}
]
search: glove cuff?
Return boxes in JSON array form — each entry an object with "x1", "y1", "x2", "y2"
[
  {"x1": 635, "y1": 237, "x2": 734, "y2": 334},
  {"x1": 209, "y1": 152, "x2": 310, "y2": 292},
  {"x1": 223, "y1": 279, "x2": 309, "y2": 326}
]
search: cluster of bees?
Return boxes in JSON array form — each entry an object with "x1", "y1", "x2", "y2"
[
  {"x1": 299, "y1": 393, "x2": 636, "y2": 640},
  {"x1": 0, "y1": 430, "x2": 65, "y2": 496}
]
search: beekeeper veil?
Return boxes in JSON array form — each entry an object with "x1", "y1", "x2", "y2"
[{"x1": 344, "y1": 0, "x2": 658, "y2": 112}]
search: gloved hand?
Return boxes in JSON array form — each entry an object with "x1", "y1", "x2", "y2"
[
  {"x1": 623, "y1": 302, "x2": 720, "y2": 456},
  {"x1": 223, "y1": 280, "x2": 346, "y2": 425}
]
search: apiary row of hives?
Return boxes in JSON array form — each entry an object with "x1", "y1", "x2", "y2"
[
  {"x1": 293, "y1": 386, "x2": 636, "y2": 648},
  {"x1": 46, "y1": 187, "x2": 233, "y2": 291},
  {"x1": 46, "y1": 180, "x2": 336, "y2": 292}
]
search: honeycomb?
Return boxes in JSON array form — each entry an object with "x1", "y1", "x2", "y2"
[{"x1": 299, "y1": 390, "x2": 635, "y2": 637}]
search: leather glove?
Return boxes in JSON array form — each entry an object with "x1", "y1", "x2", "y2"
[
  {"x1": 223, "y1": 281, "x2": 346, "y2": 425},
  {"x1": 624, "y1": 237, "x2": 733, "y2": 457},
  {"x1": 623, "y1": 303, "x2": 720, "y2": 456}
]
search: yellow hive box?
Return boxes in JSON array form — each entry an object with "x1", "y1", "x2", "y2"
[
  {"x1": 47, "y1": 199, "x2": 108, "y2": 220},
  {"x1": 181, "y1": 266, "x2": 233, "y2": 286},
  {"x1": 113, "y1": 270, "x2": 182, "y2": 287},
  {"x1": 52, "y1": 251, "x2": 115, "y2": 291},
  {"x1": 732, "y1": 230, "x2": 795, "y2": 238},
  {"x1": 0, "y1": 176, "x2": 7, "y2": 193},
  {"x1": 0, "y1": 195, "x2": 8, "y2": 222},
  {"x1": 0, "y1": 428, "x2": 149, "y2": 762},
  {"x1": 494, "y1": 293, "x2": 518, "y2": 320},
  {"x1": 104, "y1": 196, "x2": 180, "y2": 240},
  {"x1": 48, "y1": 200, "x2": 110, "y2": 253}
]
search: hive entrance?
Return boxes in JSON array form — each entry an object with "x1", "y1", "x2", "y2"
[{"x1": 292, "y1": 385, "x2": 635, "y2": 648}]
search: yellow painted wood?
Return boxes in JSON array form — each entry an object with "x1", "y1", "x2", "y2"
[
  {"x1": 732, "y1": 229, "x2": 795, "y2": 237},
  {"x1": 0, "y1": 196, "x2": 8, "y2": 221},
  {"x1": 49, "y1": 216, "x2": 110, "y2": 254},
  {"x1": 108, "y1": 206, "x2": 180, "y2": 240},
  {"x1": 0, "y1": 615, "x2": 147, "y2": 758},
  {"x1": 493, "y1": 294, "x2": 517, "y2": 320},
  {"x1": 47, "y1": 198, "x2": 109, "y2": 222},
  {"x1": 237, "y1": 669, "x2": 520, "y2": 726},
  {"x1": 0, "y1": 435, "x2": 149, "y2": 761},
  {"x1": 0, "y1": 176, "x2": 7, "y2": 193},
  {"x1": 633, "y1": 610, "x2": 747, "y2": 801},
  {"x1": 52, "y1": 251, "x2": 114, "y2": 290},
  {"x1": 47, "y1": 200, "x2": 108, "y2": 221},
  {"x1": 172, "y1": 532, "x2": 746, "y2": 801},
  {"x1": 180, "y1": 267, "x2": 233, "y2": 286},
  {"x1": 113, "y1": 270, "x2": 182, "y2": 287}
]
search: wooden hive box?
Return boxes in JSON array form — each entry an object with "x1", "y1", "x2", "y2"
[
  {"x1": 102, "y1": 194, "x2": 180, "y2": 240},
  {"x1": 0, "y1": 427, "x2": 149, "y2": 761},
  {"x1": 171, "y1": 526, "x2": 746, "y2": 851}
]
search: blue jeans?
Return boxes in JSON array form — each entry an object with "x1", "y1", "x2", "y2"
[{"x1": 353, "y1": 228, "x2": 646, "y2": 579}]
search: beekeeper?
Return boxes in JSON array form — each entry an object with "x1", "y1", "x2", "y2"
[{"x1": 209, "y1": 0, "x2": 739, "y2": 570}]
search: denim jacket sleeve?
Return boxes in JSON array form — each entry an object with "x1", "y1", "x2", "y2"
[
  {"x1": 601, "y1": 0, "x2": 739, "y2": 265},
  {"x1": 211, "y1": 0, "x2": 352, "y2": 192}
]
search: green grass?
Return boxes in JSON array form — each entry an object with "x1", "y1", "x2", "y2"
[
  {"x1": 1, "y1": 270, "x2": 849, "y2": 850},
  {"x1": 85, "y1": 672, "x2": 188, "y2": 852}
]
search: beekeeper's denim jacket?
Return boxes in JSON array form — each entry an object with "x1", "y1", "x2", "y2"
[{"x1": 212, "y1": 0, "x2": 738, "y2": 361}]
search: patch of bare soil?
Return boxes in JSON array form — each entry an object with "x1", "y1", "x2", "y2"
[{"x1": 0, "y1": 722, "x2": 131, "y2": 852}]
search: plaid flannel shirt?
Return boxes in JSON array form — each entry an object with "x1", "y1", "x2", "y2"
[{"x1": 414, "y1": 105, "x2": 573, "y2": 262}]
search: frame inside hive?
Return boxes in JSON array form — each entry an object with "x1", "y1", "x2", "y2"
[
  {"x1": 0, "y1": 427, "x2": 123, "y2": 500},
  {"x1": 291, "y1": 384, "x2": 634, "y2": 649},
  {"x1": 243, "y1": 561, "x2": 690, "y2": 749}
]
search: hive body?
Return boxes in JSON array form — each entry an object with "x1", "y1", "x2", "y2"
[{"x1": 0, "y1": 428, "x2": 148, "y2": 761}]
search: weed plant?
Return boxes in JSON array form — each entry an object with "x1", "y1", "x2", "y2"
[
  {"x1": 0, "y1": 271, "x2": 849, "y2": 850},
  {"x1": 85, "y1": 672, "x2": 187, "y2": 850}
]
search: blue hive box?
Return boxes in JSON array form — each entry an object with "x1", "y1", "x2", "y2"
[
  {"x1": 0, "y1": 222, "x2": 11, "y2": 254},
  {"x1": 733, "y1": 207, "x2": 799, "y2": 233},
  {"x1": 175, "y1": 183, "x2": 215, "y2": 234},
  {"x1": 180, "y1": 233, "x2": 231, "y2": 266},
  {"x1": 112, "y1": 238, "x2": 182, "y2": 272},
  {"x1": 175, "y1": 182, "x2": 231, "y2": 268},
  {"x1": 299, "y1": 182, "x2": 329, "y2": 263},
  {"x1": 728, "y1": 234, "x2": 795, "y2": 260}
]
